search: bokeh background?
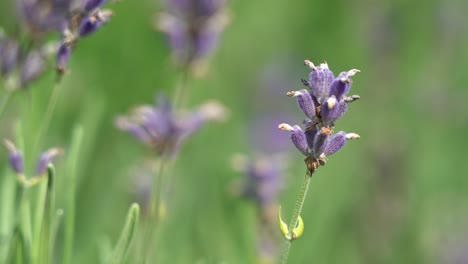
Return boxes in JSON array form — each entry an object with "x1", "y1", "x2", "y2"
[{"x1": 1, "y1": 0, "x2": 468, "y2": 263}]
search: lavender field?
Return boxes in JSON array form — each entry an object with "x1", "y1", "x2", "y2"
[{"x1": 1, "y1": 0, "x2": 468, "y2": 263}]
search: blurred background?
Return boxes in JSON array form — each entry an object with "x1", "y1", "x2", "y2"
[{"x1": 1, "y1": 0, "x2": 468, "y2": 263}]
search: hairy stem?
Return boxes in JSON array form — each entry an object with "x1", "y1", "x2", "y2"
[{"x1": 280, "y1": 172, "x2": 313, "y2": 264}]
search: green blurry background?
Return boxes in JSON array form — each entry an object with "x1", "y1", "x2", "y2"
[{"x1": 1, "y1": 0, "x2": 468, "y2": 263}]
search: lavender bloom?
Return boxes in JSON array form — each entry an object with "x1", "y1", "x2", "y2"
[
  {"x1": 0, "y1": 0, "x2": 114, "y2": 89},
  {"x1": 231, "y1": 153, "x2": 284, "y2": 209},
  {"x1": 313, "y1": 127, "x2": 332, "y2": 159},
  {"x1": 35, "y1": 148, "x2": 62, "y2": 176},
  {"x1": 287, "y1": 89, "x2": 316, "y2": 119},
  {"x1": 0, "y1": 39, "x2": 19, "y2": 77},
  {"x1": 116, "y1": 95, "x2": 227, "y2": 157},
  {"x1": 4, "y1": 140, "x2": 24, "y2": 175},
  {"x1": 307, "y1": 61, "x2": 334, "y2": 104},
  {"x1": 84, "y1": 0, "x2": 108, "y2": 12},
  {"x1": 156, "y1": 0, "x2": 229, "y2": 71},
  {"x1": 20, "y1": 50, "x2": 47, "y2": 87},
  {"x1": 279, "y1": 61, "x2": 361, "y2": 170},
  {"x1": 278, "y1": 124, "x2": 309, "y2": 156},
  {"x1": 231, "y1": 153, "x2": 286, "y2": 262},
  {"x1": 18, "y1": 0, "x2": 72, "y2": 36},
  {"x1": 78, "y1": 10, "x2": 113, "y2": 38},
  {"x1": 4, "y1": 139, "x2": 61, "y2": 177},
  {"x1": 56, "y1": 43, "x2": 71, "y2": 73}
]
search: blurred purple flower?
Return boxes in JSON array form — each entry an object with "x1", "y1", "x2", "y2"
[
  {"x1": 0, "y1": 39, "x2": 19, "y2": 77},
  {"x1": 116, "y1": 95, "x2": 227, "y2": 157},
  {"x1": 156, "y1": 0, "x2": 229, "y2": 71},
  {"x1": 279, "y1": 61, "x2": 361, "y2": 171},
  {"x1": 231, "y1": 154, "x2": 285, "y2": 209},
  {"x1": 4, "y1": 139, "x2": 61, "y2": 177},
  {"x1": 0, "y1": 0, "x2": 114, "y2": 89}
]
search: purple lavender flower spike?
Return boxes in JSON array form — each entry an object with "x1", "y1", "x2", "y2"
[
  {"x1": 305, "y1": 60, "x2": 334, "y2": 104},
  {"x1": 116, "y1": 95, "x2": 226, "y2": 157},
  {"x1": 0, "y1": 39, "x2": 19, "y2": 76},
  {"x1": 157, "y1": 0, "x2": 228, "y2": 70},
  {"x1": 35, "y1": 148, "x2": 62, "y2": 176},
  {"x1": 21, "y1": 50, "x2": 46, "y2": 87},
  {"x1": 84, "y1": 0, "x2": 108, "y2": 12},
  {"x1": 56, "y1": 43, "x2": 71, "y2": 73},
  {"x1": 281, "y1": 60, "x2": 360, "y2": 174},
  {"x1": 4, "y1": 140, "x2": 24, "y2": 175},
  {"x1": 328, "y1": 69, "x2": 360, "y2": 100},
  {"x1": 313, "y1": 127, "x2": 332, "y2": 158},
  {"x1": 324, "y1": 132, "x2": 346, "y2": 156},
  {"x1": 231, "y1": 153, "x2": 284, "y2": 208},
  {"x1": 279, "y1": 124, "x2": 309, "y2": 156},
  {"x1": 287, "y1": 89, "x2": 316, "y2": 119}
]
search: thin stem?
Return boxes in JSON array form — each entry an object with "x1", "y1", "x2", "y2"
[
  {"x1": 0, "y1": 92, "x2": 13, "y2": 121},
  {"x1": 172, "y1": 67, "x2": 190, "y2": 109},
  {"x1": 280, "y1": 172, "x2": 313, "y2": 264},
  {"x1": 142, "y1": 156, "x2": 168, "y2": 263},
  {"x1": 33, "y1": 78, "x2": 62, "y2": 152}
]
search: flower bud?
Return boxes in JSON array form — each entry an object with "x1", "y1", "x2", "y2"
[
  {"x1": 279, "y1": 124, "x2": 309, "y2": 156},
  {"x1": 36, "y1": 148, "x2": 62, "y2": 176},
  {"x1": 328, "y1": 69, "x2": 359, "y2": 100},
  {"x1": 56, "y1": 43, "x2": 71, "y2": 74},
  {"x1": 308, "y1": 62, "x2": 334, "y2": 104},
  {"x1": 4, "y1": 140, "x2": 24, "y2": 174},
  {"x1": 321, "y1": 97, "x2": 348, "y2": 127},
  {"x1": 324, "y1": 132, "x2": 346, "y2": 156},
  {"x1": 313, "y1": 127, "x2": 332, "y2": 158},
  {"x1": 287, "y1": 89, "x2": 316, "y2": 119},
  {"x1": 304, "y1": 123, "x2": 318, "y2": 150},
  {"x1": 84, "y1": 0, "x2": 107, "y2": 12},
  {"x1": 79, "y1": 10, "x2": 112, "y2": 37}
]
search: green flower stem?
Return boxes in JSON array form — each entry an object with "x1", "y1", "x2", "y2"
[
  {"x1": 108, "y1": 203, "x2": 140, "y2": 264},
  {"x1": 0, "y1": 92, "x2": 13, "y2": 121},
  {"x1": 280, "y1": 172, "x2": 313, "y2": 264},
  {"x1": 172, "y1": 67, "x2": 190, "y2": 109},
  {"x1": 63, "y1": 126, "x2": 83, "y2": 264},
  {"x1": 33, "y1": 77, "x2": 62, "y2": 152},
  {"x1": 142, "y1": 157, "x2": 168, "y2": 263}
]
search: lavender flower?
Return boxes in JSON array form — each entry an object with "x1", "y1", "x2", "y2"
[
  {"x1": 279, "y1": 60, "x2": 361, "y2": 173},
  {"x1": 230, "y1": 153, "x2": 286, "y2": 263},
  {"x1": 4, "y1": 139, "x2": 61, "y2": 178},
  {"x1": 0, "y1": 0, "x2": 114, "y2": 90},
  {"x1": 0, "y1": 39, "x2": 19, "y2": 77},
  {"x1": 116, "y1": 95, "x2": 227, "y2": 157},
  {"x1": 156, "y1": 0, "x2": 229, "y2": 72},
  {"x1": 231, "y1": 154, "x2": 284, "y2": 208}
]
